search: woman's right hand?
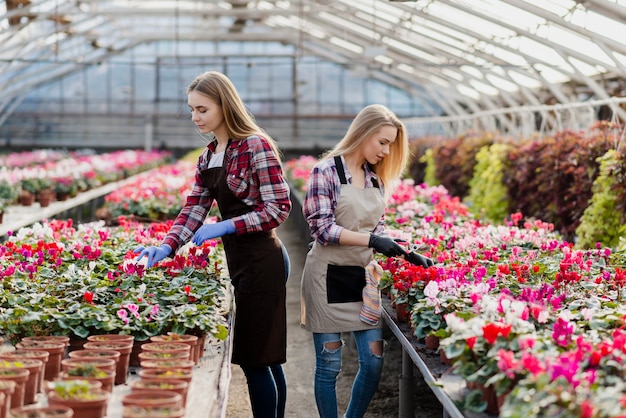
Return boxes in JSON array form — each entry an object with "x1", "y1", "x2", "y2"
[
  {"x1": 368, "y1": 234, "x2": 407, "y2": 257},
  {"x1": 133, "y1": 244, "x2": 172, "y2": 268}
]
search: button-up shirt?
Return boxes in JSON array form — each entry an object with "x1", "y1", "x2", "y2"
[
  {"x1": 163, "y1": 135, "x2": 291, "y2": 253},
  {"x1": 303, "y1": 155, "x2": 385, "y2": 245}
]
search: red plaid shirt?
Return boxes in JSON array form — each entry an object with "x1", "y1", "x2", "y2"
[{"x1": 163, "y1": 135, "x2": 291, "y2": 253}]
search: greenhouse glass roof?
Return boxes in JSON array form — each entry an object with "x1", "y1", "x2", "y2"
[{"x1": 3, "y1": 0, "x2": 626, "y2": 126}]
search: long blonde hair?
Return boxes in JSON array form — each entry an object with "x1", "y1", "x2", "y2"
[
  {"x1": 325, "y1": 104, "x2": 409, "y2": 192},
  {"x1": 187, "y1": 71, "x2": 282, "y2": 161}
]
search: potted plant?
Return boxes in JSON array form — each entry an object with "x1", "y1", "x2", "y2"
[
  {"x1": 0, "y1": 359, "x2": 42, "y2": 406},
  {"x1": 9, "y1": 405, "x2": 74, "y2": 418},
  {"x1": 46, "y1": 380, "x2": 109, "y2": 418},
  {"x1": 122, "y1": 405, "x2": 185, "y2": 418},
  {"x1": 0, "y1": 180, "x2": 18, "y2": 220},
  {"x1": 121, "y1": 390, "x2": 183, "y2": 410},
  {"x1": 59, "y1": 364, "x2": 115, "y2": 393},
  {"x1": 130, "y1": 378, "x2": 189, "y2": 407}
]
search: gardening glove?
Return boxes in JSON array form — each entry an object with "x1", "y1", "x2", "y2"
[
  {"x1": 368, "y1": 234, "x2": 407, "y2": 258},
  {"x1": 134, "y1": 244, "x2": 172, "y2": 268},
  {"x1": 192, "y1": 220, "x2": 235, "y2": 246},
  {"x1": 405, "y1": 251, "x2": 434, "y2": 268}
]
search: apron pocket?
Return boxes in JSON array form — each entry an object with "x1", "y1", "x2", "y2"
[{"x1": 326, "y1": 264, "x2": 366, "y2": 303}]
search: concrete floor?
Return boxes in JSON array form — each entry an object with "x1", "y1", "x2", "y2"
[{"x1": 225, "y1": 216, "x2": 318, "y2": 417}]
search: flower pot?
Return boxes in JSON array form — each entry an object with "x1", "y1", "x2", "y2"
[
  {"x1": 82, "y1": 340, "x2": 133, "y2": 385},
  {"x1": 121, "y1": 390, "x2": 183, "y2": 410},
  {"x1": 18, "y1": 191, "x2": 35, "y2": 207},
  {"x1": 395, "y1": 302, "x2": 409, "y2": 322},
  {"x1": 424, "y1": 335, "x2": 440, "y2": 351},
  {"x1": 61, "y1": 358, "x2": 116, "y2": 374},
  {"x1": 0, "y1": 392, "x2": 4, "y2": 418},
  {"x1": 86, "y1": 334, "x2": 134, "y2": 345},
  {"x1": 0, "y1": 359, "x2": 42, "y2": 405},
  {"x1": 129, "y1": 340, "x2": 147, "y2": 368},
  {"x1": 0, "y1": 380, "x2": 16, "y2": 418},
  {"x1": 137, "y1": 351, "x2": 189, "y2": 363},
  {"x1": 137, "y1": 368, "x2": 193, "y2": 384},
  {"x1": 3, "y1": 350, "x2": 48, "y2": 394},
  {"x1": 0, "y1": 368, "x2": 29, "y2": 409},
  {"x1": 439, "y1": 348, "x2": 452, "y2": 365},
  {"x1": 140, "y1": 343, "x2": 191, "y2": 361},
  {"x1": 130, "y1": 378, "x2": 189, "y2": 407},
  {"x1": 122, "y1": 405, "x2": 185, "y2": 418},
  {"x1": 8, "y1": 405, "x2": 74, "y2": 418},
  {"x1": 21, "y1": 336, "x2": 70, "y2": 353},
  {"x1": 59, "y1": 368, "x2": 116, "y2": 393},
  {"x1": 150, "y1": 334, "x2": 199, "y2": 364},
  {"x1": 139, "y1": 359, "x2": 194, "y2": 373},
  {"x1": 15, "y1": 341, "x2": 65, "y2": 383},
  {"x1": 66, "y1": 338, "x2": 87, "y2": 355},
  {"x1": 47, "y1": 387, "x2": 109, "y2": 418}
]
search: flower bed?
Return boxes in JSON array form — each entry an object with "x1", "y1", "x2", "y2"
[
  {"x1": 285, "y1": 156, "x2": 626, "y2": 416},
  {"x1": 0, "y1": 218, "x2": 229, "y2": 344}
]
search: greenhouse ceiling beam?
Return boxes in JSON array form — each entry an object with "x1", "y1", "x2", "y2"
[
  {"x1": 326, "y1": 0, "x2": 574, "y2": 112},
  {"x1": 499, "y1": 0, "x2": 626, "y2": 65},
  {"x1": 299, "y1": 37, "x2": 459, "y2": 117},
  {"x1": 299, "y1": 4, "x2": 527, "y2": 117},
  {"x1": 433, "y1": 0, "x2": 623, "y2": 86},
  {"x1": 580, "y1": 0, "x2": 626, "y2": 22},
  {"x1": 300, "y1": 34, "x2": 478, "y2": 119}
]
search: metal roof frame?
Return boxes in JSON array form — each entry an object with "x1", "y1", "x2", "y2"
[{"x1": 2, "y1": 0, "x2": 626, "y2": 132}]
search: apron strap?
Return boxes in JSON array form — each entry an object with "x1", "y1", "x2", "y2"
[
  {"x1": 335, "y1": 156, "x2": 381, "y2": 189},
  {"x1": 334, "y1": 156, "x2": 348, "y2": 185}
]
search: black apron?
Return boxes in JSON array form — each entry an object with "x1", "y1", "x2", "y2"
[{"x1": 201, "y1": 158, "x2": 286, "y2": 367}]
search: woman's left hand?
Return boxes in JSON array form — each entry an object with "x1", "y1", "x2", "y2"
[{"x1": 192, "y1": 220, "x2": 235, "y2": 245}]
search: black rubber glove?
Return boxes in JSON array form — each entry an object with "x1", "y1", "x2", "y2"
[
  {"x1": 368, "y1": 234, "x2": 407, "y2": 257},
  {"x1": 405, "y1": 252, "x2": 434, "y2": 268}
]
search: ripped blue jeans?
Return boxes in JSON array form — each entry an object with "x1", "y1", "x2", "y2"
[{"x1": 312, "y1": 328, "x2": 384, "y2": 418}]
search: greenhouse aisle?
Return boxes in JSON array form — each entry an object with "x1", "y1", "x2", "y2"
[{"x1": 225, "y1": 216, "x2": 318, "y2": 417}]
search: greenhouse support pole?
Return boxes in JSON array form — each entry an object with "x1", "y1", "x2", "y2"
[
  {"x1": 399, "y1": 348, "x2": 416, "y2": 418},
  {"x1": 144, "y1": 116, "x2": 154, "y2": 152}
]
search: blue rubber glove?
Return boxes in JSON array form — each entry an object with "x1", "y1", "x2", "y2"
[
  {"x1": 134, "y1": 244, "x2": 172, "y2": 268},
  {"x1": 192, "y1": 220, "x2": 235, "y2": 246}
]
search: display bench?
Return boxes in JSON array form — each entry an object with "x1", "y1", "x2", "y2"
[
  {"x1": 0, "y1": 176, "x2": 142, "y2": 239},
  {"x1": 0, "y1": 327, "x2": 233, "y2": 418},
  {"x1": 0, "y1": 176, "x2": 236, "y2": 417},
  {"x1": 381, "y1": 297, "x2": 493, "y2": 418}
]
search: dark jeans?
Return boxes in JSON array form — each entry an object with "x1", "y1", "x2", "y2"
[{"x1": 241, "y1": 364, "x2": 287, "y2": 418}]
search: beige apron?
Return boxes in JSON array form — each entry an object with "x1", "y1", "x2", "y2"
[{"x1": 300, "y1": 156, "x2": 385, "y2": 333}]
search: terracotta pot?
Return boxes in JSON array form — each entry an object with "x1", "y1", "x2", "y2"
[
  {"x1": 16, "y1": 341, "x2": 65, "y2": 382},
  {"x1": 137, "y1": 351, "x2": 189, "y2": 363},
  {"x1": 137, "y1": 368, "x2": 193, "y2": 384},
  {"x1": 47, "y1": 388, "x2": 109, "y2": 418},
  {"x1": 476, "y1": 383, "x2": 498, "y2": 415},
  {"x1": 59, "y1": 369, "x2": 116, "y2": 393},
  {"x1": 18, "y1": 192, "x2": 35, "y2": 206},
  {"x1": 139, "y1": 359, "x2": 194, "y2": 374},
  {"x1": 66, "y1": 338, "x2": 88, "y2": 355},
  {"x1": 4, "y1": 350, "x2": 48, "y2": 394},
  {"x1": 439, "y1": 348, "x2": 452, "y2": 365},
  {"x1": 61, "y1": 358, "x2": 116, "y2": 374},
  {"x1": 150, "y1": 334, "x2": 199, "y2": 364},
  {"x1": 86, "y1": 334, "x2": 134, "y2": 345},
  {"x1": 9, "y1": 405, "x2": 74, "y2": 418},
  {"x1": 130, "y1": 378, "x2": 189, "y2": 407},
  {"x1": 395, "y1": 302, "x2": 409, "y2": 322},
  {"x1": 21, "y1": 336, "x2": 70, "y2": 352},
  {"x1": 0, "y1": 392, "x2": 4, "y2": 418},
  {"x1": 424, "y1": 335, "x2": 440, "y2": 351},
  {"x1": 121, "y1": 390, "x2": 183, "y2": 409},
  {"x1": 0, "y1": 380, "x2": 15, "y2": 418},
  {"x1": 82, "y1": 341, "x2": 133, "y2": 385},
  {"x1": 129, "y1": 340, "x2": 147, "y2": 368},
  {"x1": 122, "y1": 405, "x2": 185, "y2": 418},
  {"x1": 68, "y1": 349, "x2": 120, "y2": 368},
  {"x1": 0, "y1": 359, "x2": 42, "y2": 405},
  {"x1": 140, "y1": 343, "x2": 191, "y2": 361},
  {"x1": 0, "y1": 368, "x2": 29, "y2": 409}
]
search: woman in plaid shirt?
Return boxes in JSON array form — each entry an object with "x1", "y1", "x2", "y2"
[
  {"x1": 300, "y1": 104, "x2": 432, "y2": 418},
  {"x1": 136, "y1": 71, "x2": 292, "y2": 418}
]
